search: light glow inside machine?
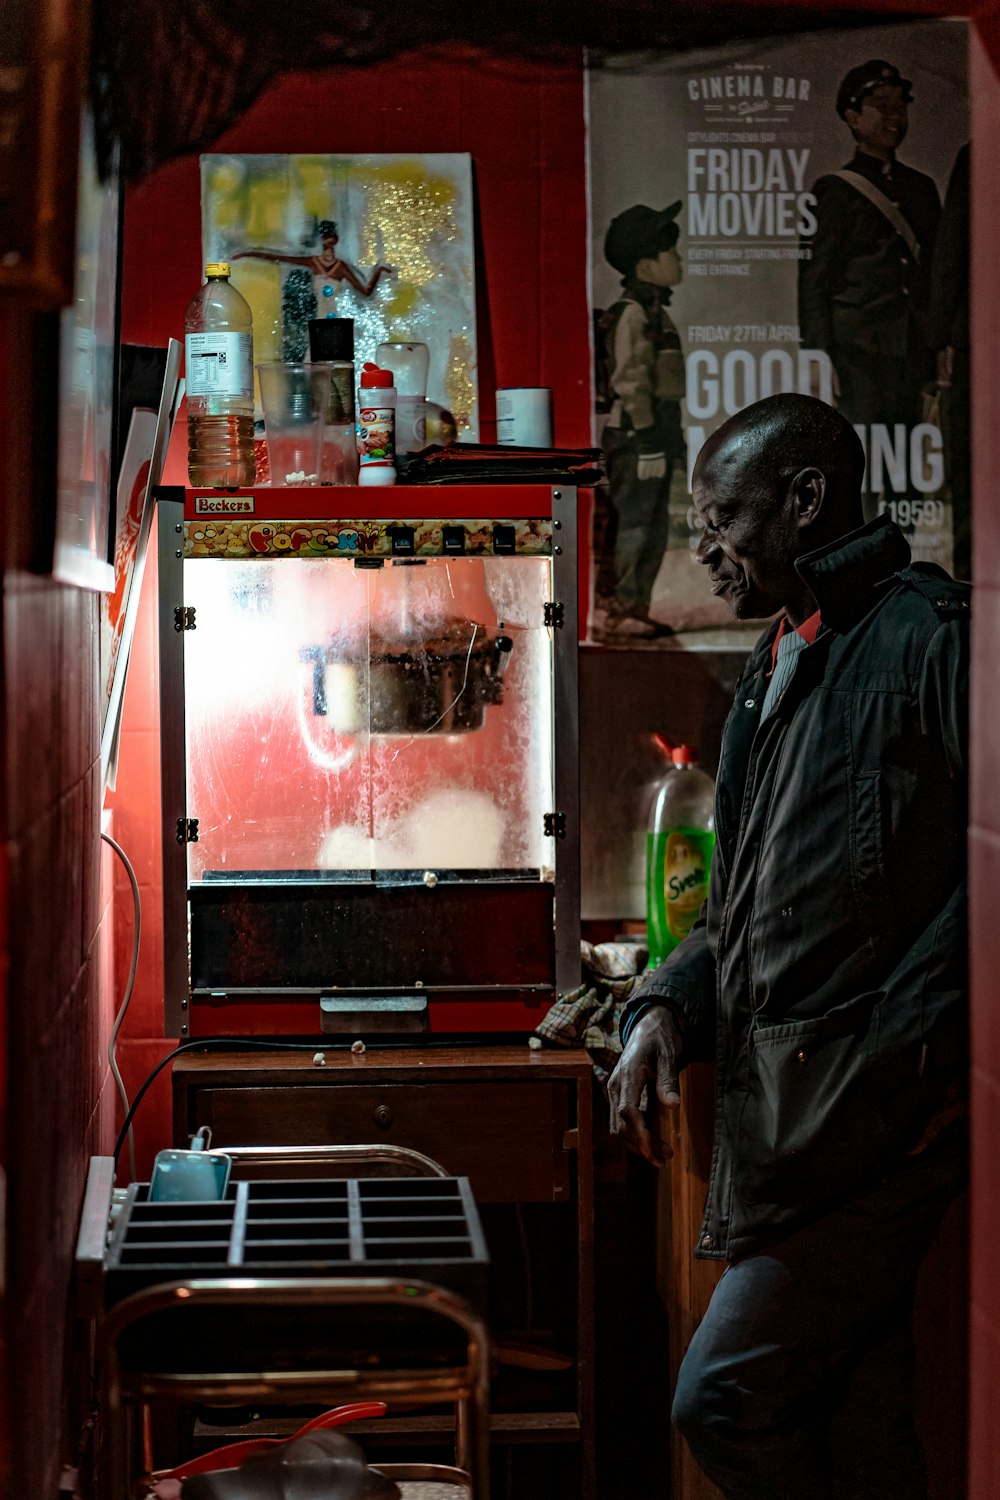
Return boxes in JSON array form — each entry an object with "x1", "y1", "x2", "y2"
[{"x1": 183, "y1": 555, "x2": 553, "y2": 878}]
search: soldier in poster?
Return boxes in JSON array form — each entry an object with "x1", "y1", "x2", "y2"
[{"x1": 798, "y1": 60, "x2": 941, "y2": 500}]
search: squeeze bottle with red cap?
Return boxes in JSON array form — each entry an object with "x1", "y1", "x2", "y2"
[
  {"x1": 357, "y1": 362, "x2": 397, "y2": 486},
  {"x1": 645, "y1": 744, "x2": 716, "y2": 967}
]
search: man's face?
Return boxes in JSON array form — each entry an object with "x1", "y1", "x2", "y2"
[
  {"x1": 847, "y1": 84, "x2": 909, "y2": 156},
  {"x1": 692, "y1": 470, "x2": 799, "y2": 620}
]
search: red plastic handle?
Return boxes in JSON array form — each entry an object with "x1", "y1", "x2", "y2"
[
  {"x1": 154, "y1": 1401, "x2": 388, "y2": 1481},
  {"x1": 294, "y1": 1401, "x2": 388, "y2": 1436}
]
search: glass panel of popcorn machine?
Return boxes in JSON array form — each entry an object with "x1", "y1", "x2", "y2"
[{"x1": 182, "y1": 554, "x2": 554, "y2": 883}]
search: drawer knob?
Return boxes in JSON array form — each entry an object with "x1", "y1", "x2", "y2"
[{"x1": 373, "y1": 1104, "x2": 394, "y2": 1130}]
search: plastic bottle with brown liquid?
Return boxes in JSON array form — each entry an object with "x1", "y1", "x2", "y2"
[{"x1": 184, "y1": 262, "x2": 255, "y2": 488}]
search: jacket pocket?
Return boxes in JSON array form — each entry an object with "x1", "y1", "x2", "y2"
[
  {"x1": 850, "y1": 770, "x2": 885, "y2": 942},
  {"x1": 852, "y1": 770, "x2": 884, "y2": 878},
  {"x1": 740, "y1": 1003, "x2": 887, "y2": 1211}
]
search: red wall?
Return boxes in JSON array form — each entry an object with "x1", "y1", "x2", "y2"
[
  {"x1": 1, "y1": 305, "x2": 119, "y2": 1497},
  {"x1": 113, "y1": 52, "x2": 591, "y2": 1173}
]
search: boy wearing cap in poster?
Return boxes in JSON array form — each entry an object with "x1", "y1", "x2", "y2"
[
  {"x1": 799, "y1": 60, "x2": 941, "y2": 496},
  {"x1": 597, "y1": 202, "x2": 686, "y2": 639}
]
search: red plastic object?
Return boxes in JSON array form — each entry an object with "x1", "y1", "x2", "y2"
[
  {"x1": 360, "y1": 362, "x2": 393, "y2": 387},
  {"x1": 153, "y1": 1401, "x2": 388, "y2": 1482}
]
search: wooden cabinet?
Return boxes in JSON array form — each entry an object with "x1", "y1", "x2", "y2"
[{"x1": 172, "y1": 1044, "x2": 595, "y2": 1500}]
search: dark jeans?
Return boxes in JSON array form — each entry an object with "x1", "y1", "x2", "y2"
[{"x1": 672, "y1": 1127, "x2": 966, "y2": 1500}]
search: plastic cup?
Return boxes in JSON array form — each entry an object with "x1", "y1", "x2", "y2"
[
  {"x1": 256, "y1": 362, "x2": 332, "y2": 485},
  {"x1": 321, "y1": 422, "x2": 359, "y2": 485}
]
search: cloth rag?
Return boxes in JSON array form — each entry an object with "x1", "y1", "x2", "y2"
[{"x1": 534, "y1": 940, "x2": 647, "y2": 1082}]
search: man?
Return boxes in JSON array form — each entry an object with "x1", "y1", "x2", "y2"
[
  {"x1": 798, "y1": 60, "x2": 941, "y2": 492},
  {"x1": 597, "y1": 201, "x2": 686, "y2": 638},
  {"x1": 608, "y1": 393, "x2": 968, "y2": 1499}
]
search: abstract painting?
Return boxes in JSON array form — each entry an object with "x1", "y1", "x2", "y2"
[{"x1": 201, "y1": 153, "x2": 479, "y2": 438}]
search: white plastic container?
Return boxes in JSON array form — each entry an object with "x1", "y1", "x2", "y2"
[
  {"x1": 357, "y1": 362, "x2": 397, "y2": 486},
  {"x1": 184, "y1": 262, "x2": 255, "y2": 488},
  {"x1": 496, "y1": 386, "x2": 553, "y2": 448}
]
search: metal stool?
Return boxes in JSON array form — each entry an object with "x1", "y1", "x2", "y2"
[
  {"x1": 81, "y1": 1146, "x2": 490, "y2": 1498},
  {"x1": 98, "y1": 1274, "x2": 489, "y2": 1499}
]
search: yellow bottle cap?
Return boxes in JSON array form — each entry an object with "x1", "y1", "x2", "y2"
[{"x1": 205, "y1": 261, "x2": 231, "y2": 277}]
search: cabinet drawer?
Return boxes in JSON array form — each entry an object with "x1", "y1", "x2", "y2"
[{"x1": 192, "y1": 1081, "x2": 572, "y2": 1203}]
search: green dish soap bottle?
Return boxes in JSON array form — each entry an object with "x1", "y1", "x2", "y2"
[{"x1": 646, "y1": 744, "x2": 715, "y2": 968}]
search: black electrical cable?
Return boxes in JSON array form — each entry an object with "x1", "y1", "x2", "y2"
[
  {"x1": 112, "y1": 1037, "x2": 335, "y2": 1166},
  {"x1": 102, "y1": 831, "x2": 142, "y2": 1180}
]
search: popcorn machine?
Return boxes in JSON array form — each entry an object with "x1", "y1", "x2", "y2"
[{"x1": 157, "y1": 483, "x2": 580, "y2": 1039}]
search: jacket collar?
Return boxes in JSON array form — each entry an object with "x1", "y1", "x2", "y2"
[{"x1": 794, "y1": 514, "x2": 911, "y2": 634}]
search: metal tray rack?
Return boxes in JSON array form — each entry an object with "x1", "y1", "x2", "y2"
[{"x1": 105, "y1": 1175, "x2": 488, "y2": 1311}]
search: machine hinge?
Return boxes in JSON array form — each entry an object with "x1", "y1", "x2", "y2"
[
  {"x1": 544, "y1": 811, "x2": 567, "y2": 839},
  {"x1": 174, "y1": 605, "x2": 197, "y2": 631},
  {"x1": 544, "y1": 601, "x2": 564, "y2": 629},
  {"x1": 176, "y1": 817, "x2": 200, "y2": 844}
]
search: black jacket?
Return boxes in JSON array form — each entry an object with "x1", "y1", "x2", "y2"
[
  {"x1": 799, "y1": 153, "x2": 941, "y2": 358},
  {"x1": 620, "y1": 517, "x2": 969, "y2": 1260}
]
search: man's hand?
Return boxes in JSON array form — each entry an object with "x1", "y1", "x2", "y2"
[{"x1": 608, "y1": 1007, "x2": 683, "y2": 1167}]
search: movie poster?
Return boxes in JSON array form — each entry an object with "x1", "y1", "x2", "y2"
[{"x1": 587, "y1": 20, "x2": 969, "y2": 644}]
